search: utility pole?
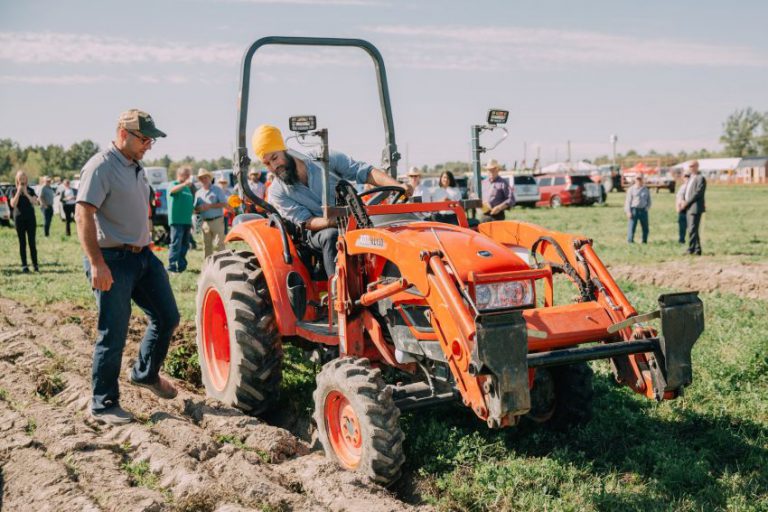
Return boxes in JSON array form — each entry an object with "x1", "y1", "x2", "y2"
[
  {"x1": 610, "y1": 134, "x2": 618, "y2": 170},
  {"x1": 567, "y1": 140, "x2": 572, "y2": 169},
  {"x1": 523, "y1": 141, "x2": 527, "y2": 169}
]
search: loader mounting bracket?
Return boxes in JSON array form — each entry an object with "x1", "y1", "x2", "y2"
[
  {"x1": 471, "y1": 311, "x2": 530, "y2": 426},
  {"x1": 648, "y1": 291, "x2": 704, "y2": 398}
]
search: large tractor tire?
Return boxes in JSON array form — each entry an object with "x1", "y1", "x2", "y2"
[
  {"x1": 526, "y1": 362, "x2": 594, "y2": 430},
  {"x1": 313, "y1": 358, "x2": 405, "y2": 486},
  {"x1": 196, "y1": 249, "x2": 282, "y2": 414}
]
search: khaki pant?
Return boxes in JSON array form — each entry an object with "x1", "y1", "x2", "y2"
[{"x1": 202, "y1": 217, "x2": 225, "y2": 257}]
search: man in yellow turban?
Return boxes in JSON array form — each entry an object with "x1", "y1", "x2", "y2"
[{"x1": 251, "y1": 124, "x2": 410, "y2": 277}]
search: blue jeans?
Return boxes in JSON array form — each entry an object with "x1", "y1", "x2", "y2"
[
  {"x1": 167, "y1": 224, "x2": 191, "y2": 272},
  {"x1": 627, "y1": 208, "x2": 649, "y2": 243},
  {"x1": 84, "y1": 248, "x2": 180, "y2": 412},
  {"x1": 678, "y1": 212, "x2": 687, "y2": 244}
]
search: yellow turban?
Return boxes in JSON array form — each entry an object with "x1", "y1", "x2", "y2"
[{"x1": 252, "y1": 124, "x2": 286, "y2": 162}]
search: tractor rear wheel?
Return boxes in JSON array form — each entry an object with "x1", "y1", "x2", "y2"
[
  {"x1": 196, "y1": 249, "x2": 282, "y2": 414},
  {"x1": 313, "y1": 358, "x2": 405, "y2": 486}
]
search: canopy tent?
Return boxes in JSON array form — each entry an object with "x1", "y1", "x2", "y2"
[
  {"x1": 540, "y1": 161, "x2": 598, "y2": 173},
  {"x1": 670, "y1": 158, "x2": 741, "y2": 173}
]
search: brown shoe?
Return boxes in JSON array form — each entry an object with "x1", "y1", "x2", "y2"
[{"x1": 130, "y1": 375, "x2": 178, "y2": 399}]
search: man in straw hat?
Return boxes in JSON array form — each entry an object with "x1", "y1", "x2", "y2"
[
  {"x1": 407, "y1": 166, "x2": 426, "y2": 200},
  {"x1": 481, "y1": 159, "x2": 514, "y2": 222},
  {"x1": 75, "y1": 109, "x2": 179, "y2": 425},
  {"x1": 194, "y1": 168, "x2": 229, "y2": 257},
  {"x1": 252, "y1": 124, "x2": 411, "y2": 277}
]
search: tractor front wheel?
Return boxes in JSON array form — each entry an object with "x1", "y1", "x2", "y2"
[
  {"x1": 196, "y1": 249, "x2": 282, "y2": 414},
  {"x1": 526, "y1": 362, "x2": 594, "y2": 430},
  {"x1": 313, "y1": 358, "x2": 405, "y2": 486}
]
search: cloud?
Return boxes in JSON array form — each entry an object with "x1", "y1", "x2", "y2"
[
  {"x1": 0, "y1": 32, "x2": 372, "y2": 68},
  {"x1": 213, "y1": 0, "x2": 385, "y2": 5},
  {"x1": 365, "y1": 25, "x2": 768, "y2": 70},
  {"x1": 0, "y1": 74, "x2": 117, "y2": 85}
]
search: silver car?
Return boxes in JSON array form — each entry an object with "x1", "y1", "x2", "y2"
[{"x1": 511, "y1": 175, "x2": 540, "y2": 207}]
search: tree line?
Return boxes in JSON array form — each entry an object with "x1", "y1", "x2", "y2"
[{"x1": 1, "y1": 107, "x2": 764, "y2": 183}]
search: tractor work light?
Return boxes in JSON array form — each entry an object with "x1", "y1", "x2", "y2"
[
  {"x1": 289, "y1": 115, "x2": 316, "y2": 133},
  {"x1": 487, "y1": 109, "x2": 509, "y2": 126},
  {"x1": 474, "y1": 280, "x2": 534, "y2": 311}
]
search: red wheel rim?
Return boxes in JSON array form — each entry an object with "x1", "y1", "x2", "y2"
[
  {"x1": 201, "y1": 287, "x2": 230, "y2": 391},
  {"x1": 325, "y1": 391, "x2": 362, "y2": 469}
]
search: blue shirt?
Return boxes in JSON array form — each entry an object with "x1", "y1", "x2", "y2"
[
  {"x1": 268, "y1": 150, "x2": 373, "y2": 225},
  {"x1": 194, "y1": 185, "x2": 229, "y2": 220},
  {"x1": 488, "y1": 175, "x2": 514, "y2": 209}
]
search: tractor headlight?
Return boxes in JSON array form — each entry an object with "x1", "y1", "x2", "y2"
[{"x1": 474, "y1": 280, "x2": 534, "y2": 311}]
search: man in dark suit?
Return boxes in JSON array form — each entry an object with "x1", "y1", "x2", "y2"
[{"x1": 680, "y1": 160, "x2": 706, "y2": 255}]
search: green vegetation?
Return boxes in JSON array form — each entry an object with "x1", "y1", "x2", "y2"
[
  {"x1": 121, "y1": 459, "x2": 161, "y2": 489},
  {"x1": 1, "y1": 185, "x2": 766, "y2": 510}
]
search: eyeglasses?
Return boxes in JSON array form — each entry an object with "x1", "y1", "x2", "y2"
[{"x1": 127, "y1": 130, "x2": 155, "y2": 145}]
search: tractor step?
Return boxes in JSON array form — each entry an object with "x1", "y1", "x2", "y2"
[{"x1": 296, "y1": 319, "x2": 338, "y2": 337}]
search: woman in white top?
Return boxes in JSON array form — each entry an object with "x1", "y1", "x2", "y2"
[{"x1": 431, "y1": 170, "x2": 462, "y2": 224}]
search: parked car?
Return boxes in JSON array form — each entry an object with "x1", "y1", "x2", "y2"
[
  {"x1": 535, "y1": 174, "x2": 602, "y2": 208},
  {"x1": 150, "y1": 182, "x2": 170, "y2": 244},
  {"x1": 510, "y1": 174, "x2": 540, "y2": 207},
  {"x1": 0, "y1": 182, "x2": 12, "y2": 227}
]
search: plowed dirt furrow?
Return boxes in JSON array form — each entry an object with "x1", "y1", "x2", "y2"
[{"x1": 0, "y1": 298, "x2": 427, "y2": 511}]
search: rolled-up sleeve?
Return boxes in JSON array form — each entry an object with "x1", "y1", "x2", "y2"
[
  {"x1": 269, "y1": 182, "x2": 313, "y2": 225},
  {"x1": 330, "y1": 151, "x2": 372, "y2": 185}
]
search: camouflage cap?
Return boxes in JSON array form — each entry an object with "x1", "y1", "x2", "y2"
[{"x1": 118, "y1": 109, "x2": 167, "y2": 138}]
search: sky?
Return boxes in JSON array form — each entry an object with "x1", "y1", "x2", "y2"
[{"x1": 1, "y1": 0, "x2": 767, "y2": 173}]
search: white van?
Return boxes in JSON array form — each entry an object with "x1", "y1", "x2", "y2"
[{"x1": 145, "y1": 166, "x2": 168, "y2": 187}]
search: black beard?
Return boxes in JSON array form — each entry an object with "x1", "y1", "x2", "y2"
[{"x1": 276, "y1": 152, "x2": 299, "y2": 185}]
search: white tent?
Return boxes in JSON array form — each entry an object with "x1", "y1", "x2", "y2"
[
  {"x1": 540, "y1": 161, "x2": 598, "y2": 174},
  {"x1": 671, "y1": 158, "x2": 741, "y2": 173}
]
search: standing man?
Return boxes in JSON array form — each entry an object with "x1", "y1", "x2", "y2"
[
  {"x1": 194, "y1": 168, "x2": 229, "y2": 257},
  {"x1": 675, "y1": 170, "x2": 691, "y2": 245},
  {"x1": 167, "y1": 165, "x2": 195, "y2": 273},
  {"x1": 58, "y1": 178, "x2": 78, "y2": 236},
  {"x1": 75, "y1": 109, "x2": 179, "y2": 425},
  {"x1": 252, "y1": 124, "x2": 410, "y2": 277},
  {"x1": 624, "y1": 175, "x2": 652, "y2": 244},
  {"x1": 681, "y1": 160, "x2": 706, "y2": 255},
  {"x1": 39, "y1": 176, "x2": 55, "y2": 237},
  {"x1": 481, "y1": 159, "x2": 514, "y2": 222},
  {"x1": 407, "y1": 167, "x2": 426, "y2": 200}
]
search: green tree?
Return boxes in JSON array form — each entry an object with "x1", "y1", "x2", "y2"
[
  {"x1": 720, "y1": 107, "x2": 763, "y2": 157},
  {"x1": 756, "y1": 113, "x2": 768, "y2": 155},
  {"x1": 23, "y1": 150, "x2": 45, "y2": 180},
  {"x1": 65, "y1": 140, "x2": 100, "y2": 172}
]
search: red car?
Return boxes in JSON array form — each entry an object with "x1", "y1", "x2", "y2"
[{"x1": 535, "y1": 174, "x2": 602, "y2": 208}]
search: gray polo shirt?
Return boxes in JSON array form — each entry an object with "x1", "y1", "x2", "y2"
[{"x1": 77, "y1": 144, "x2": 151, "y2": 248}]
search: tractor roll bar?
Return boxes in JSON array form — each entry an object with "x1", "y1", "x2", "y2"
[{"x1": 234, "y1": 36, "x2": 400, "y2": 185}]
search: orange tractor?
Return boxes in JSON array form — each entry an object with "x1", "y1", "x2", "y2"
[{"x1": 196, "y1": 36, "x2": 704, "y2": 486}]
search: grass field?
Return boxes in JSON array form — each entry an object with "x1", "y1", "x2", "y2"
[{"x1": 1, "y1": 185, "x2": 767, "y2": 511}]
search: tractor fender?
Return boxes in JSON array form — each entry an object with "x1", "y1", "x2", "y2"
[{"x1": 225, "y1": 218, "x2": 311, "y2": 335}]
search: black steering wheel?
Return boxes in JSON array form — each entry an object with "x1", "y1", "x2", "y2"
[{"x1": 356, "y1": 185, "x2": 408, "y2": 206}]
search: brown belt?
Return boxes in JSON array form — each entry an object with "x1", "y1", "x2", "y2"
[{"x1": 104, "y1": 244, "x2": 147, "y2": 253}]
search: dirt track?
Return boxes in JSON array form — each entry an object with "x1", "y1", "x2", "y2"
[
  {"x1": 0, "y1": 298, "x2": 427, "y2": 512},
  {"x1": 609, "y1": 257, "x2": 768, "y2": 301}
]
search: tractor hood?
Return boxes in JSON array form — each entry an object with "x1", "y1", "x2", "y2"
[{"x1": 387, "y1": 222, "x2": 529, "y2": 280}]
